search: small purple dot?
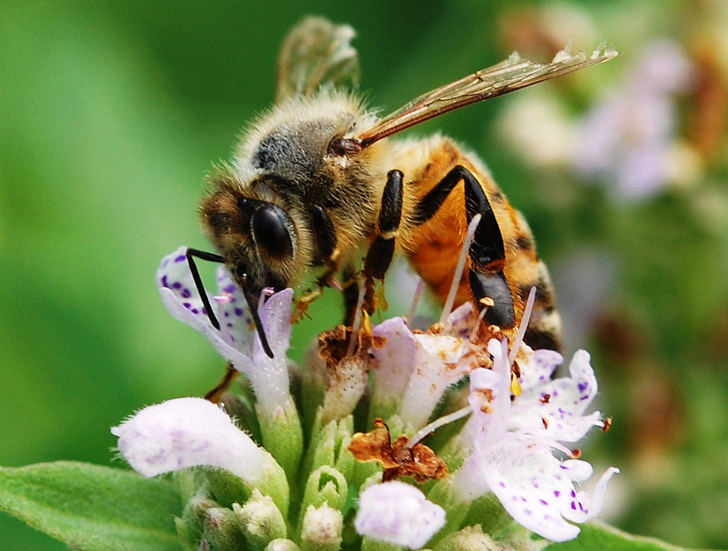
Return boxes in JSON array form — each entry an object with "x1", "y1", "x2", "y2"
[
  {"x1": 539, "y1": 499, "x2": 548, "y2": 506},
  {"x1": 554, "y1": 490, "x2": 561, "y2": 497},
  {"x1": 172, "y1": 282, "x2": 182, "y2": 290},
  {"x1": 190, "y1": 308, "x2": 199, "y2": 314},
  {"x1": 181, "y1": 288, "x2": 192, "y2": 298},
  {"x1": 182, "y1": 302, "x2": 191, "y2": 310},
  {"x1": 223, "y1": 311, "x2": 229, "y2": 317},
  {"x1": 227, "y1": 322, "x2": 233, "y2": 328},
  {"x1": 174, "y1": 254, "x2": 186, "y2": 263},
  {"x1": 570, "y1": 490, "x2": 576, "y2": 498},
  {"x1": 234, "y1": 308, "x2": 244, "y2": 317},
  {"x1": 570, "y1": 501, "x2": 577, "y2": 510},
  {"x1": 161, "y1": 275, "x2": 169, "y2": 287}
]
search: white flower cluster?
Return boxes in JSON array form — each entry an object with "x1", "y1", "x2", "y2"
[{"x1": 113, "y1": 247, "x2": 618, "y2": 549}]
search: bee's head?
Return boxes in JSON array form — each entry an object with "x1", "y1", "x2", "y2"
[
  {"x1": 200, "y1": 170, "x2": 310, "y2": 299},
  {"x1": 200, "y1": 92, "x2": 384, "y2": 296}
]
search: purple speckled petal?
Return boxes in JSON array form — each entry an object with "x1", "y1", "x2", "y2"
[
  {"x1": 483, "y1": 444, "x2": 581, "y2": 542},
  {"x1": 157, "y1": 247, "x2": 210, "y2": 326},
  {"x1": 519, "y1": 349, "x2": 563, "y2": 391},
  {"x1": 455, "y1": 334, "x2": 617, "y2": 541},
  {"x1": 214, "y1": 267, "x2": 255, "y2": 352},
  {"x1": 156, "y1": 249, "x2": 295, "y2": 413}
]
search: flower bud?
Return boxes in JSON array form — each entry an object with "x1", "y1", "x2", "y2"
[
  {"x1": 233, "y1": 490, "x2": 287, "y2": 550},
  {"x1": 300, "y1": 504, "x2": 343, "y2": 551}
]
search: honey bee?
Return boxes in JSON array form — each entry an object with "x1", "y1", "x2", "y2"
[{"x1": 190, "y1": 17, "x2": 616, "y2": 356}]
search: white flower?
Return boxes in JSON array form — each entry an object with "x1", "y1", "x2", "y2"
[
  {"x1": 112, "y1": 397, "x2": 278, "y2": 484},
  {"x1": 156, "y1": 247, "x2": 293, "y2": 417},
  {"x1": 354, "y1": 481, "x2": 446, "y2": 549},
  {"x1": 453, "y1": 337, "x2": 618, "y2": 542},
  {"x1": 369, "y1": 301, "x2": 486, "y2": 430}
]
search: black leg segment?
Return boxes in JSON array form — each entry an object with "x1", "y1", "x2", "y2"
[
  {"x1": 469, "y1": 269, "x2": 516, "y2": 328},
  {"x1": 311, "y1": 204, "x2": 338, "y2": 261},
  {"x1": 364, "y1": 170, "x2": 404, "y2": 280},
  {"x1": 414, "y1": 165, "x2": 505, "y2": 271},
  {"x1": 411, "y1": 165, "x2": 515, "y2": 328}
]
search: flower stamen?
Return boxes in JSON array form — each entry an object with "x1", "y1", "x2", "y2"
[
  {"x1": 404, "y1": 405, "x2": 472, "y2": 450},
  {"x1": 508, "y1": 286, "x2": 536, "y2": 365},
  {"x1": 406, "y1": 277, "x2": 425, "y2": 327},
  {"x1": 440, "y1": 213, "x2": 482, "y2": 324}
]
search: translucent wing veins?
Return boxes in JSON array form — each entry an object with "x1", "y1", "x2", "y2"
[
  {"x1": 276, "y1": 16, "x2": 360, "y2": 103},
  {"x1": 356, "y1": 43, "x2": 618, "y2": 147}
]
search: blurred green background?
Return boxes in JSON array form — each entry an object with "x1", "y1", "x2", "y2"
[{"x1": 2, "y1": 0, "x2": 727, "y2": 549}]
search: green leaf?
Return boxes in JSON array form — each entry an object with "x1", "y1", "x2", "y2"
[
  {"x1": 0, "y1": 461, "x2": 182, "y2": 551},
  {"x1": 544, "y1": 522, "x2": 705, "y2": 551}
]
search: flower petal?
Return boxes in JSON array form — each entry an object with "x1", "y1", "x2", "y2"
[
  {"x1": 483, "y1": 443, "x2": 586, "y2": 542},
  {"x1": 157, "y1": 249, "x2": 294, "y2": 413},
  {"x1": 370, "y1": 317, "x2": 419, "y2": 406},
  {"x1": 355, "y1": 481, "x2": 445, "y2": 549},
  {"x1": 112, "y1": 397, "x2": 275, "y2": 484}
]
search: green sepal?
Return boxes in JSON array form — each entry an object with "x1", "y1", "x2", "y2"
[
  {"x1": 257, "y1": 397, "x2": 304, "y2": 481},
  {"x1": 304, "y1": 413, "x2": 355, "y2": 483},
  {"x1": 544, "y1": 522, "x2": 699, "y2": 551},
  {"x1": 460, "y1": 492, "x2": 512, "y2": 538},
  {"x1": 361, "y1": 537, "x2": 406, "y2": 551},
  {"x1": 297, "y1": 466, "x2": 347, "y2": 535},
  {"x1": 0, "y1": 461, "x2": 182, "y2": 551},
  {"x1": 333, "y1": 415, "x2": 355, "y2": 480},
  {"x1": 201, "y1": 506, "x2": 247, "y2": 550},
  {"x1": 205, "y1": 464, "x2": 289, "y2": 519},
  {"x1": 176, "y1": 493, "x2": 220, "y2": 547},
  {"x1": 423, "y1": 477, "x2": 470, "y2": 546}
]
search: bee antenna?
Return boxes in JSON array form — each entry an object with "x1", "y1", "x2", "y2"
[{"x1": 240, "y1": 276, "x2": 275, "y2": 359}]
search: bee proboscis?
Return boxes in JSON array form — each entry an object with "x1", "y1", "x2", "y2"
[{"x1": 190, "y1": 17, "x2": 616, "y2": 358}]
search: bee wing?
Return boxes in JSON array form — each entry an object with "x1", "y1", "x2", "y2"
[
  {"x1": 276, "y1": 17, "x2": 360, "y2": 103},
  {"x1": 356, "y1": 44, "x2": 618, "y2": 147}
]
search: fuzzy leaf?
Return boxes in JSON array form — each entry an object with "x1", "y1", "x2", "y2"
[
  {"x1": 0, "y1": 461, "x2": 182, "y2": 551},
  {"x1": 544, "y1": 522, "x2": 699, "y2": 551}
]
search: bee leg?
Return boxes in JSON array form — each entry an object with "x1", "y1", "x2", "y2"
[
  {"x1": 362, "y1": 169, "x2": 404, "y2": 313},
  {"x1": 413, "y1": 165, "x2": 516, "y2": 328},
  {"x1": 204, "y1": 362, "x2": 239, "y2": 403},
  {"x1": 311, "y1": 204, "x2": 340, "y2": 279},
  {"x1": 342, "y1": 263, "x2": 361, "y2": 326}
]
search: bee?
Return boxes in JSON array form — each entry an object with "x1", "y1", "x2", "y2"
[{"x1": 190, "y1": 17, "x2": 616, "y2": 357}]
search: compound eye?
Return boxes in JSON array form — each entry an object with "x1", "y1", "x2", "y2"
[{"x1": 251, "y1": 205, "x2": 293, "y2": 260}]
